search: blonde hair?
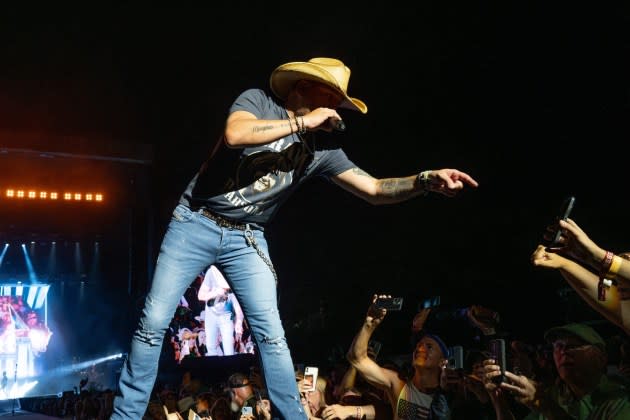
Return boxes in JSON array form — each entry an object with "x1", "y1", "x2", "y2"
[{"x1": 314, "y1": 376, "x2": 327, "y2": 394}]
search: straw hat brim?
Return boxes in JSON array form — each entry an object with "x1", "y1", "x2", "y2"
[{"x1": 270, "y1": 63, "x2": 367, "y2": 114}]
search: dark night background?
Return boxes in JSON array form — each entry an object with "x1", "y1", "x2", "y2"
[{"x1": 0, "y1": 3, "x2": 629, "y2": 371}]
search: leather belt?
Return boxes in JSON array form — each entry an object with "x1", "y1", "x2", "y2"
[{"x1": 199, "y1": 209, "x2": 250, "y2": 231}]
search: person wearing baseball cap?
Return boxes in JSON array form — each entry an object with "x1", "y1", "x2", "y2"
[
  {"x1": 484, "y1": 322, "x2": 630, "y2": 419},
  {"x1": 112, "y1": 57, "x2": 478, "y2": 420},
  {"x1": 348, "y1": 294, "x2": 453, "y2": 419}
]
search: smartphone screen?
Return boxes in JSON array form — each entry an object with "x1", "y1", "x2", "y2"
[
  {"x1": 375, "y1": 297, "x2": 404, "y2": 311},
  {"x1": 304, "y1": 366, "x2": 318, "y2": 392},
  {"x1": 241, "y1": 406, "x2": 253, "y2": 416},
  {"x1": 419, "y1": 296, "x2": 441, "y2": 310},
  {"x1": 447, "y1": 345, "x2": 464, "y2": 370}
]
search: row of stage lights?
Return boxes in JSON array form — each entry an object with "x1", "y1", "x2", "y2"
[{"x1": 5, "y1": 189, "x2": 103, "y2": 202}]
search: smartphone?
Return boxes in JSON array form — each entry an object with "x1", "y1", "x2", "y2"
[
  {"x1": 447, "y1": 345, "x2": 464, "y2": 370},
  {"x1": 241, "y1": 406, "x2": 253, "y2": 416},
  {"x1": 375, "y1": 297, "x2": 404, "y2": 311},
  {"x1": 488, "y1": 339, "x2": 507, "y2": 384},
  {"x1": 549, "y1": 196, "x2": 575, "y2": 246},
  {"x1": 419, "y1": 296, "x2": 441, "y2": 310},
  {"x1": 304, "y1": 366, "x2": 318, "y2": 392}
]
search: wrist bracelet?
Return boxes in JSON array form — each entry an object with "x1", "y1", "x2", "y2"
[
  {"x1": 607, "y1": 255, "x2": 623, "y2": 280},
  {"x1": 417, "y1": 170, "x2": 431, "y2": 195},
  {"x1": 297, "y1": 116, "x2": 307, "y2": 135},
  {"x1": 600, "y1": 251, "x2": 614, "y2": 276}
]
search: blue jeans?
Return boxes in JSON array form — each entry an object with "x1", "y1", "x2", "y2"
[{"x1": 111, "y1": 204, "x2": 306, "y2": 420}]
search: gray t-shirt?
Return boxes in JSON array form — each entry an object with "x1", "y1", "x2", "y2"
[{"x1": 180, "y1": 88, "x2": 355, "y2": 225}]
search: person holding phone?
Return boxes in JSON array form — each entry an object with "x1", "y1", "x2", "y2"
[
  {"x1": 227, "y1": 373, "x2": 262, "y2": 419},
  {"x1": 532, "y1": 218, "x2": 630, "y2": 334},
  {"x1": 483, "y1": 322, "x2": 630, "y2": 419},
  {"x1": 111, "y1": 57, "x2": 478, "y2": 420},
  {"x1": 348, "y1": 294, "x2": 453, "y2": 419}
]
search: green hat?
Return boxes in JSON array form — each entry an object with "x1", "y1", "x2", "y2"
[{"x1": 544, "y1": 323, "x2": 606, "y2": 351}]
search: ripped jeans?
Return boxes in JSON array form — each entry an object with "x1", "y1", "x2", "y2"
[{"x1": 111, "y1": 204, "x2": 305, "y2": 420}]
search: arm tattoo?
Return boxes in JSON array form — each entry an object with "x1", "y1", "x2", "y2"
[
  {"x1": 351, "y1": 167, "x2": 374, "y2": 179},
  {"x1": 379, "y1": 177, "x2": 417, "y2": 200},
  {"x1": 252, "y1": 122, "x2": 293, "y2": 133},
  {"x1": 252, "y1": 124, "x2": 275, "y2": 133}
]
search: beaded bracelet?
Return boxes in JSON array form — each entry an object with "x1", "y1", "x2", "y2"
[
  {"x1": 288, "y1": 117, "x2": 297, "y2": 134},
  {"x1": 297, "y1": 116, "x2": 307, "y2": 135}
]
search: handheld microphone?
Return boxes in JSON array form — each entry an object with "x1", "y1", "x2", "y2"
[{"x1": 331, "y1": 118, "x2": 346, "y2": 132}]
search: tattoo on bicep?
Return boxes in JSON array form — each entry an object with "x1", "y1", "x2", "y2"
[{"x1": 351, "y1": 168, "x2": 374, "y2": 179}]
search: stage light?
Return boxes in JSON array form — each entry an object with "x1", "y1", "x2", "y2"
[
  {"x1": 0, "y1": 244, "x2": 8, "y2": 268},
  {"x1": 21, "y1": 244, "x2": 38, "y2": 283},
  {"x1": 4, "y1": 188, "x2": 103, "y2": 203}
]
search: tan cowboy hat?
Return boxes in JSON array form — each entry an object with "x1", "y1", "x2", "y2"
[{"x1": 270, "y1": 57, "x2": 368, "y2": 114}]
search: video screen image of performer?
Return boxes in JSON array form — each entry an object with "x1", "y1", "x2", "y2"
[{"x1": 167, "y1": 265, "x2": 254, "y2": 364}]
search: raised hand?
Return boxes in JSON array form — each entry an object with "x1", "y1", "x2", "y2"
[
  {"x1": 366, "y1": 294, "x2": 389, "y2": 328},
  {"x1": 545, "y1": 218, "x2": 605, "y2": 268}
]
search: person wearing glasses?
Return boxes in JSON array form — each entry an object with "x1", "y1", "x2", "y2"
[{"x1": 483, "y1": 323, "x2": 630, "y2": 419}]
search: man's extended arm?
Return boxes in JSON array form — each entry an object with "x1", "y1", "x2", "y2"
[{"x1": 333, "y1": 167, "x2": 478, "y2": 205}]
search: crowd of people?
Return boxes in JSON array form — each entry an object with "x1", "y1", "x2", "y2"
[
  {"x1": 27, "y1": 260, "x2": 630, "y2": 419},
  {"x1": 21, "y1": 214, "x2": 630, "y2": 419}
]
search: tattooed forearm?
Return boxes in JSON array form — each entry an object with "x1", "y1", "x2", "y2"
[
  {"x1": 252, "y1": 121, "x2": 293, "y2": 134},
  {"x1": 378, "y1": 176, "x2": 417, "y2": 200},
  {"x1": 252, "y1": 124, "x2": 277, "y2": 133}
]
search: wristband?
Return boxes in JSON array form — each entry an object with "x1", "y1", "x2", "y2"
[
  {"x1": 607, "y1": 255, "x2": 623, "y2": 280},
  {"x1": 600, "y1": 251, "x2": 614, "y2": 276}
]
